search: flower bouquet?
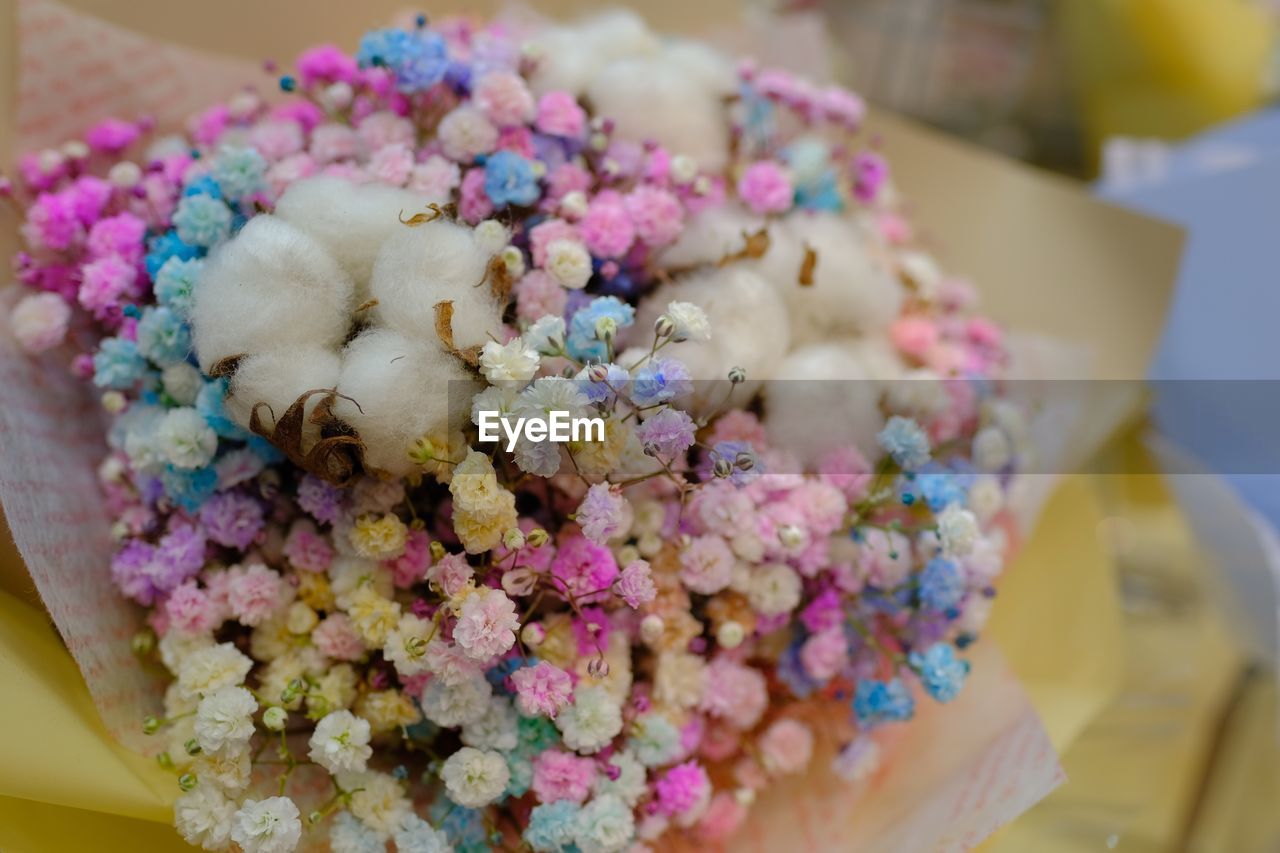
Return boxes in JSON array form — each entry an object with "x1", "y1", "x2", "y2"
[{"x1": 1, "y1": 6, "x2": 1058, "y2": 852}]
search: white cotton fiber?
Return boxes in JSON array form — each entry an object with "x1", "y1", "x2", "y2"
[
  {"x1": 657, "y1": 203, "x2": 764, "y2": 270},
  {"x1": 632, "y1": 266, "x2": 790, "y2": 415},
  {"x1": 224, "y1": 346, "x2": 343, "y2": 446},
  {"x1": 274, "y1": 176, "x2": 445, "y2": 303},
  {"x1": 763, "y1": 341, "x2": 896, "y2": 467},
  {"x1": 526, "y1": 10, "x2": 660, "y2": 97},
  {"x1": 333, "y1": 328, "x2": 481, "y2": 477},
  {"x1": 587, "y1": 55, "x2": 730, "y2": 172},
  {"x1": 662, "y1": 39, "x2": 737, "y2": 97},
  {"x1": 191, "y1": 216, "x2": 354, "y2": 372},
  {"x1": 370, "y1": 219, "x2": 503, "y2": 351},
  {"x1": 755, "y1": 212, "x2": 904, "y2": 346}
]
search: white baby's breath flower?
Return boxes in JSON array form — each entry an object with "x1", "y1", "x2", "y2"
[
  {"x1": 480, "y1": 337, "x2": 540, "y2": 383},
  {"x1": 474, "y1": 219, "x2": 510, "y2": 255},
  {"x1": 178, "y1": 642, "x2": 254, "y2": 698},
  {"x1": 174, "y1": 784, "x2": 236, "y2": 850},
  {"x1": 966, "y1": 474, "x2": 1004, "y2": 523},
  {"x1": 546, "y1": 238, "x2": 592, "y2": 289},
  {"x1": 461, "y1": 696, "x2": 520, "y2": 751},
  {"x1": 555, "y1": 685, "x2": 624, "y2": 753},
  {"x1": 652, "y1": 652, "x2": 706, "y2": 711},
  {"x1": 518, "y1": 376, "x2": 590, "y2": 419},
  {"x1": 972, "y1": 426, "x2": 1012, "y2": 472},
  {"x1": 937, "y1": 503, "x2": 980, "y2": 557},
  {"x1": 420, "y1": 669, "x2": 492, "y2": 728},
  {"x1": 746, "y1": 562, "x2": 802, "y2": 616},
  {"x1": 195, "y1": 745, "x2": 253, "y2": 792},
  {"x1": 194, "y1": 685, "x2": 258, "y2": 754},
  {"x1": 159, "y1": 630, "x2": 215, "y2": 676},
  {"x1": 441, "y1": 746, "x2": 510, "y2": 808},
  {"x1": 230, "y1": 796, "x2": 303, "y2": 853},
  {"x1": 338, "y1": 771, "x2": 413, "y2": 840},
  {"x1": 663, "y1": 301, "x2": 711, "y2": 343},
  {"x1": 308, "y1": 709, "x2": 373, "y2": 775},
  {"x1": 161, "y1": 362, "x2": 203, "y2": 406},
  {"x1": 594, "y1": 750, "x2": 648, "y2": 806},
  {"x1": 156, "y1": 406, "x2": 218, "y2": 469},
  {"x1": 383, "y1": 613, "x2": 434, "y2": 678}
]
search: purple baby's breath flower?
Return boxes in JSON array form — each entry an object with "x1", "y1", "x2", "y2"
[
  {"x1": 297, "y1": 474, "x2": 345, "y2": 525},
  {"x1": 636, "y1": 408, "x2": 696, "y2": 459},
  {"x1": 199, "y1": 491, "x2": 265, "y2": 551}
]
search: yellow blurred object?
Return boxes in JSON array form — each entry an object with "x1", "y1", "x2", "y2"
[{"x1": 1058, "y1": 0, "x2": 1277, "y2": 171}]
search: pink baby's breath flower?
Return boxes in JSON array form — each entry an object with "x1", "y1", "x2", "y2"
[
  {"x1": 163, "y1": 580, "x2": 217, "y2": 634},
  {"x1": 737, "y1": 160, "x2": 793, "y2": 215},
  {"x1": 312, "y1": 613, "x2": 365, "y2": 661},
  {"x1": 654, "y1": 760, "x2": 710, "y2": 818},
  {"x1": 758, "y1": 718, "x2": 814, "y2": 775},
  {"x1": 474, "y1": 71, "x2": 536, "y2": 127},
  {"x1": 87, "y1": 213, "x2": 147, "y2": 264},
  {"x1": 78, "y1": 256, "x2": 138, "y2": 319},
  {"x1": 267, "y1": 153, "x2": 319, "y2": 195},
  {"x1": 615, "y1": 560, "x2": 656, "y2": 609},
  {"x1": 532, "y1": 749, "x2": 597, "y2": 804},
  {"x1": 310, "y1": 123, "x2": 361, "y2": 164},
  {"x1": 227, "y1": 563, "x2": 288, "y2": 627},
  {"x1": 248, "y1": 119, "x2": 306, "y2": 161},
  {"x1": 535, "y1": 91, "x2": 587, "y2": 138},
  {"x1": 579, "y1": 192, "x2": 634, "y2": 259},
  {"x1": 386, "y1": 528, "x2": 431, "y2": 588},
  {"x1": 528, "y1": 218, "x2": 580, "y2": 267},
  {"x1": 800, "y1": 627, "x2": 848, "y2": 682},
  {"x1": 511, "y1": 660, "x2": 574, "y2": 718},
  {"x1": 297, "y1": 44, "x2": 359, "y2": 87},
  {"x1": 453, "y1": 586, "x2": 519, "y2": 660},
  {"x1": 282, "y1": 519, "x2": 334, "y2": 573},
  {"x1": 85, "y1": 117, "x2": 140, "y2": 153},
  {"x1": 696, "y1": 792, "x2": 748, "y2": 841},
  {"x1": 356, "y1": 111, "x2": 415, "y2": 151},
  {"x1": 549, "y1": 535, "x2": 618, "y2": 604},
  {"x1": 408, "y1": 155, "x2": 461, "y2": 199},
  {"x1": 368, "y1": 142, "x2": 415, "y2": 186},
  {"x1": 514, "y1": 270, "x2": 567, "y2": 321},
  {"x1": 679, "y1": 535, "x2": 734, "y2": 595},
  {"x1": 890, "y1": 315, "x2": 939, "y2": 361},
  {"x1": 458, "y1": 168, "x2": 495, "y2": 224},
  {"x1": 624, "y1": 186, "x2": 683, "y2": 247},
  {"x1": 699, "y1": 658, "x2": 767, "y2": 730},
  {"x1": 428, "y1": 552, "x2": 473, "y2": 598}
]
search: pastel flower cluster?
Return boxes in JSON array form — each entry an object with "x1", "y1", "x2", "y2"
[{"x1": 4, "y1": 10, "x2": 1024, "y2": 853}]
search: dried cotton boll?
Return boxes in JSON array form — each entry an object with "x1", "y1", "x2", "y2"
[
  {"x1": 370, "y1": 220, "x2": 502, "y2": 351},
  {"x1": 526, "y1": 10, "x2": 660, "y2": 97},
  {"x1": 657, "y1": 203, "x2": 764, "y2": 270},
  {"x1": 763, "y1": 342, "x2": 894, "y2": 467},
  {"x1": 191, "y1": 216, "x2": 354, "y2": 372},
  {"x1": 333, "y1": 329, "x2": 481, "y2": 478},
  {"x1": 274, "y1": 176, "x2": 444, "y2": 303},
  {"x1": 587, "y1": 56, "x2": 731, "y2": 172},
  {"x1": 632, "y1": 266, "x2": 790, "y2": 415},
  {"x1": 757, "y1": 212, "x2": 903, "y2": 346},
  {"x1": 224, "y1": 347, "x2": 343, "y2": 444}
]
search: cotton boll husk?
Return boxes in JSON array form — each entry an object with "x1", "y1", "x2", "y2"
[
  {"x1": 370, "y1": 219, "x2": 502, "y2": 350},
  {"x1": 274, "y1": 176, "x2": 445, "y2": 303},
  {"x1": 333, "y1": 329, "x2": 481, "y2": 477},
  {"x1": 631, "y1": 266, "x2": 790, "y2": 415},
  {"x1": 224, "y1": 347, "x2": 342, "y2": 445},
  {"x1": 756, "y1": 212, "x2": 903, "y2": 346},
  {"x1": 763, "y1": 341, "x2": 902, "y2": 466},
  {"x1": 657, "y1": 203, "x2": 764, "y2": 270},
  {"x1": 587, "y1": 57, "x2": 730, "y2": 172},
  {"x1": 192, "y1": 216, "x2": 354, "y2": 372}
]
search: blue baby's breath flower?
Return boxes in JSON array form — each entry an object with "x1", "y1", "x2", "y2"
[
  {"x1": 909, "y1": 642, "x2": 970, "y2": 702},
  {"x1": 918, "y1": 557, "x2": 965, "y2": 612},
  {"x1": 630, "y1": 357, "x2": 691, "y2": 406},
  {"x1": 212, "y1": 146, "x2": 267, "y2": 201},
  {"x1": 356, "y1": 28, "x2": 419, "y2": 69},
  {"x1": 145, "y1": 231, "x2": 200, "y2": 279},
  {"x1": 135, "y1": 306, "x2": 191, "y2": 366},
  {"x1": 329, "y1": 811, "x2": 383, "y2": 853},
  {"x1": 429, "y1": 800, "x2": 489, "y2": 853},
  {"x1": 917, "y1": 467, "x2": 968, "y2": 511},
  {"x1": 160, "y1": 464, "x2": 218, "y2": 513},
  {"x1": 853, "y1": 677, "x2": 915, "y2": 726},
  {"x1": 524, "y1": 800, "x2": 583, "y2": 853},
  {"x1": 393, "y1": 814, "x2": 453, "y2": 853},
  {"x1": 196, "y1": 379, "x2": 247, "y2": 440},
  {"x1": 153, "y1": 257, "x2": 203, "y2": 319},
  {"x1": 576, "y1": 363, "x2": 630, "y2": 404},
  {"x1": 93, "y1": 337, "x2": 148, "y2": 389},
  {"x1": 878, "y1": 415, "x2": 931, "y2": 470},
  {"x1": 505, "y1": 754, "x2": 533, "y2": 798},
  {"x1": 484, "y1": 150, "x2": 540, "y2": 208},
  {"x1": 182, "y1": 174, "x2": 222, "y2": 199},
  {"x1": 172, "y1": 194, "x2": 233, "y2": 248}
]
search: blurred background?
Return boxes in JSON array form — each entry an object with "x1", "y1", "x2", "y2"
[{"x1": 4, "y1": 0, "x2": 1280, "y2": 850}]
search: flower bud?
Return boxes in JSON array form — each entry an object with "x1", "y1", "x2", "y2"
[
  {"x1": 527, "y1": 528, "x2": 549, "y2": 548},
  {"x1": 712, "y1": 457, "x2": 734, "y2": 479},
  {"x1": 263, "y1": 706, "x2": 288, "y2": 732},
  {"x1": 142, "y1": 715, "x2": 162, "y2": 735},
  {"x1": 503, "y1": 527, "x2": 527, "y2": 550},
  {"x1": 408, "y1": 435, "x2": 436, "y2": 465},
  {"x1": 308, "y1": 811, "x2": 324, "y2": 826},
  {"x1": 322, "y1": 82, "x2": 354, "y2": 110},
  {"x1": 281, "y1": 677, "x2": 305, "y2": 704},
  {"x1": 587, "y1": 657, "x2": 610, "y2": 679},
  {"x1": 728, "y1": 366, "x2": 747, "y2": 385},
  {"x1": 521, "y1": 622, "x2": 546, "y2": 646},
  {"x1": 587, "y1": 362, "x2": 611, "y2": 383},
  {"x1": 157, "y1": 752, "x2": 174, "y2": 770},
  {"x1": 671, "y1": 155, "x2": 698, "y2": 184},
  {"x1": 178, "y1": 773, "x2": 198, "y2": 792},
  {"x1": 735, "y1": 451, "x2": 756, "y2": 471},
  {"x1": 101, "y1": 391, "x2": 126, "y2": 414},
  {"x1": 184, "y1": 738, "x2": 202, "y2": 756},
  {"x1": 735, "y1": 787, "x2": 756, "y2": 806},
  {"x1": 404, "y1": 636, "x2": 428, "y2": 658},
  {"x1": 131, "y1": 629, "x2": 156, "y2": 657},
  {"x1": 501, "y1": 245, "x2": 526, "y2": 279},
  {"x1": 61, "y1": 140, "x2": 89, "y2": 160},
  {"x1": 637, "y1": 533, "x2": 662, "y2": 558},
  {"x1": 717, "y1": 620, "x2": 746, "y2": 649},
  {"x1": 560, "y1": 191, "x2": 588, "y2": 219},
  {"x1": 429, "y1": 540, "x2": 447, "y2": 561},
  {"x1": 108, "y1": 161, "x2": 142, "y2": 188},
  {"x1": 640, "y1": 614, "x2": 665, "y2": 645},
  {"x1": 654, "y1": 314, "x2": 675, "y2": 339},
  {"x1": 502, "y1": 567, "x2": 537, "y2": 597},
  {"x1": 778, "y1": 524, "x2": 804, "y2": 549},
  {"x1": 594, "y1": 316, "x2": 618, "y2": 342},
  {"x1": 286, "y1": 601, "x2": 318, "y2": 635}
]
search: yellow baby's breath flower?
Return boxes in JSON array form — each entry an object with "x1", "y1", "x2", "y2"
[
  {"x1": 296, "y1": 571, "x2": 335, "y2": 612},
  {"x1": 348, "y1": 586, "x2": 401, "y2": 647},
  {"x1": 453, "y1": 502, "x2": 517, "y2": 555},
  {"x1": 534, "y1": 613, "x2": 578, "y2": 669},
  {"x1": 350, "y1": 513, "x2": 409, "y2": 560},
  {"x1": 449, "y1": 450, "x2": 508, "y2": 515},
  {"x1": 357, "y1": 689, "x2": 422, "y2": 735},
  {"x1": 571, "y1": 415, "x2": 628, "y2": 480}
]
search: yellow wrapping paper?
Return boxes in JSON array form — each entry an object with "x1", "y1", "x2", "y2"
[{"x1": 0, "y1": 1, "x2": 1184, "y2": 850}]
